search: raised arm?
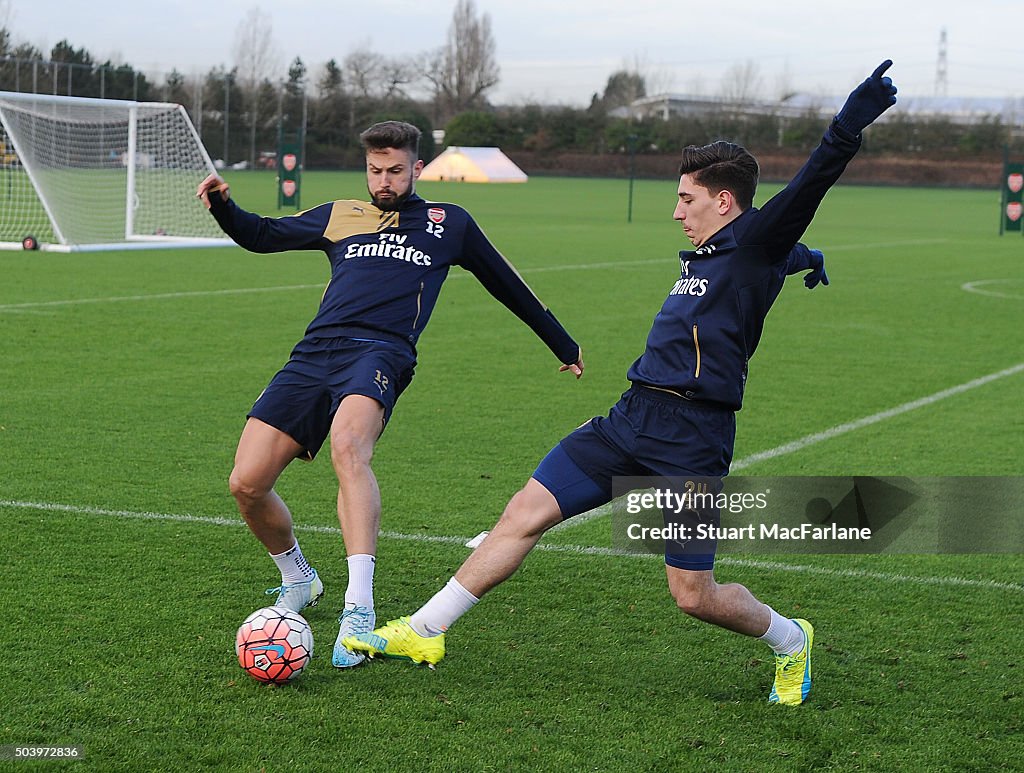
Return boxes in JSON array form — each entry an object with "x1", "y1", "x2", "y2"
[
  {"x1": 834, "y1": 60, "x2": 899, "y2": 139},
  {"x1": 739, "y1": 61, "x2": 898, "y2": 258},
  {"x1": 196, "y1": 173, "x2": 330, "y2": 254}
]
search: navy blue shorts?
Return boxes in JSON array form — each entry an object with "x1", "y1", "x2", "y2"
[
  {"x1": 249, "y1": 336, "x2": 416, "y2": 460},
  {"x1": 532, "y1": 386, "x2": 736, "y2": 570}
]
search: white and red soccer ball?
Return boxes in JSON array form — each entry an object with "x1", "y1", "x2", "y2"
[{"x1": 236, "y1": 606, "x2": 314, "y2": 684}]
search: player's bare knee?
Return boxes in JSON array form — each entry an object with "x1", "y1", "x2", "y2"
[
  {"x1": 500, "y1": 487, "x2": 558, "y2": 537},
  {"x1": 329, "y1": 430, "x2": 372, "y2": 474},
  {"x1": 229, "y1": 468, "x2": 269, "y2": 507}
]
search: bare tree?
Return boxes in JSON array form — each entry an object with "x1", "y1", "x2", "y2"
[
  {"x1": 233, "y1": 7, "x2": 280, "y2": 166},
  {"x1": 343, "y1": 46, "x2": 414, "y2": 102},
  {"x1": 720, "y1": 59, "x2": 764, "y2": 105},
  {"x1": 343, "y1": 46, "x2": 383, "y2": 100},
  {"x1": 379, "y1": 58, "x2": 415, "y2": 101},
  {"x1": 426, "y1": 0, "x2": 500, "y2": 121}
]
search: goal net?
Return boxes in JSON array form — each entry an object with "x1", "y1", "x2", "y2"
[{"x1": 0, "y1": 91, "x2": 232, "y2": 252}]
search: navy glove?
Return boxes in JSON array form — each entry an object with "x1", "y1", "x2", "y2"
[
  {"x1": 804, "y1": 249, "x2": 829, "y2": 289},
  {"x1": 834, "y1": 60, "x2": 898, "y2": 136}
]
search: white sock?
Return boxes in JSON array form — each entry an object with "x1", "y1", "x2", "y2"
[
  {"x1": 409, "y1": 577, "x2": 479, "y2": 637},
  {"x1": 344, "y1": 554, "x2": 375, "y2": 609},
  {"x1": 759, "y1": 606, "x2": 805, "y2": 655},
  {"x1": 269, "y1": 541, "x2": 315, "y2": 584}
]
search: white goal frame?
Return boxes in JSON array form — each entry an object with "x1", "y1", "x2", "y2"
[{"x1": 0, "y1": 91, "x2": 232, "y2": 252}]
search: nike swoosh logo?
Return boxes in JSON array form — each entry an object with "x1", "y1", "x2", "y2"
[{"x1": 249, "y1": 644, "x2": 286, "y2": 657}]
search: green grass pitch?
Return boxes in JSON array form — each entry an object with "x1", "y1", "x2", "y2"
[{"x1": 1, "y1": 169, "x2": 1022, "y2": 771}]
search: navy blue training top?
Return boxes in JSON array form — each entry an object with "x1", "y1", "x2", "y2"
[
  {"x1": 627, "y1": 121, "x2": 862, "y2": 410},
  {"x1": 208, "y1": 192, "x2": 580, "y2": 365}
]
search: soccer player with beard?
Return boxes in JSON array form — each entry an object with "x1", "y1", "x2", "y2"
[
  {"x1": 197, "y1": 121, "x2": 584, "y2": 668},
  {"x1": 343, "y1": 62, "x2": 898, "y2": 706}
]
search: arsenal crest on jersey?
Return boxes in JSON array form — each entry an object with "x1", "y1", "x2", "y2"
[{"x1": 428, "y1": 207, "x2": 446, "y2": 224}]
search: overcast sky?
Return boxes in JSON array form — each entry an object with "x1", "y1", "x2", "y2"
[{"x1": 5, "y1": 0, "x2": 1023, "y2": 106}]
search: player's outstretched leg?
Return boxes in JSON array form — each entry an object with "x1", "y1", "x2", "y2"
[
  {"x1": 768, "y1": 618, "x2": 814, "y2": 706},
  {"x1": 332, "y1": 604, "x2": 377, "y2": 668},
  {"x1": 342, "y1": 479, "x2": 563, "y2": 666},
  {"x1": 343, "y1": 617, "x2": 446, "y2": 666},
  {"x1": 266, "y1": 568, "x2": 324, "y2": 613}
]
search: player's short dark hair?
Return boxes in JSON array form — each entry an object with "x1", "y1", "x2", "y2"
[
  {"x1": 360, "y1": 121, "x2": 421, "y2": 159},
  {"x1": 678, "y1": 141, "x2": 759, "y2": 210}
]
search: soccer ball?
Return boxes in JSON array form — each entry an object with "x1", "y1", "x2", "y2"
[{"x1": 236, "y1": 606, "x2": 314, "y2": 684}]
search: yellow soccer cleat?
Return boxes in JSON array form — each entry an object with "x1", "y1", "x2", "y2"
[
  {"x1": 768, "y1": 618, "x2": 814, "y2": 706},
  {"x1": 342, "y1": 616, "x2": 446, "y2": 667}
]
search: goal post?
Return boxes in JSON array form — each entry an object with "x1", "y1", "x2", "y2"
[{"x1": 0, "y1": 91, "x2": 233, "y2": 252}]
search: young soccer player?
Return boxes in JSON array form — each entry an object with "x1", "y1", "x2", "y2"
[
  {"x1": 342, "y1": 62, "x2": 898, "y2": 705},
  {"x1": 196, "y1": 121, "x2": 584, "y2": 669}
]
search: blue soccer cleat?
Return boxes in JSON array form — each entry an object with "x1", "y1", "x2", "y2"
[
  {"x1": 265, "y1": 569, "x2": 324, "y2": 613},
  {"x1": 332, "y1": 604, "x2": 376, "y2": 668}
]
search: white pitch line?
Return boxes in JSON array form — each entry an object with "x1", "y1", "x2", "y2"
[
  {"x1": 0, "y1": 283, "x2": 325, "y2": 311},
  {"x1": 0, "y1": 237, "x2": 950, "y2": 312},
  {"x1": 0, "y1": 261, "x2": 668, "y2": 313},
  {"x1": 961, "y1": 278, "x2": 1024, "y2": 300},
  {"x1": 2, "y1": 498, "x2": 1021, "y2": 595}
]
